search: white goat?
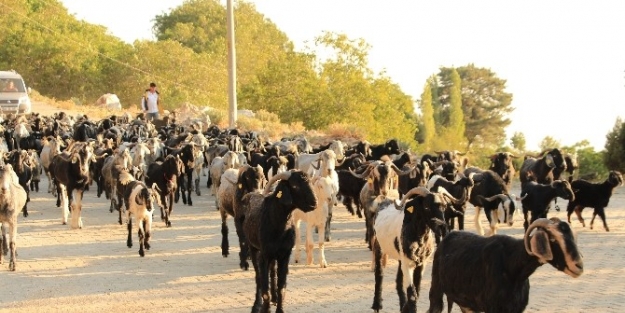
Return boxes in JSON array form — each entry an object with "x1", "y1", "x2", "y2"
[
  {"x1": 0, "y1": 164, "x2": 27, "y2": 271},
  {"x1": 293, "y1": 175, "x2": 334, "y2": 268},
  {"x1": 40, "y1": 136, "x2": 63, "y2": 194}
]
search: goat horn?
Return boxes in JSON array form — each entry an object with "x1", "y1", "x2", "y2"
[
  {"x1": 263, "y1": 170, "x2": 292, "y2": 195},
  {"x1": 524, "y1": 218, "x2": 553, "y2": 256},
  {"x1": 436, "y1": 186, "x2": 463, "y2": 205},
  {"x1": 349, "y1": 163, "x2": 374, "y2": 179},
  {"x1": 484, "y1": 194, "x2": 509, "y2": 203},
  {"x1": 311, "y1": 159, "x2": 321, "y2": 170},
  {"x1": 390, "y1": 163, "x2": 412, "y2": 176},
  {"x1": 336, "y1": 157, "x2": 346, "y2": 166},
  {"x1": 400, "y1": 187, "x2": 431, "y2": 206},
  {"x1": 238, "y1": 164, "x2": 250, "y2": 175},
  {"x1": 393, "y1": 199, "x2": 403, "y2": 210},
  {"x1": 434, "y1": 150, "x2": 445, "y2": 155},
  {"x1": 455, "y1": 151, "x2": 467, "y2": 156}
]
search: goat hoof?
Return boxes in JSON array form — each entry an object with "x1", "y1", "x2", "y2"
[
  {"x1": 23, "y1": 212, "x2": 28, "y2": 218},
  {"x1": 166, "y1": 221, "x2": 171, "y2": 227},
  {"x1": 240, "y1": 261, "x2": 249, "y2": 271},
  {"x1": 9, "y1": 262, "x2": 15, "y2": 271},
  {"x1": 139, "y1": 250, "x2": 145, "y2": 257}
]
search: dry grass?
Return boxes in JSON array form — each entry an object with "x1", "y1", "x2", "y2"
[
  {"x1": 30, "y1": 90, "x2": 140, "y2": 119},
  {"x1": 29, "y1": 91, "x2": 368, "y2": 146}
]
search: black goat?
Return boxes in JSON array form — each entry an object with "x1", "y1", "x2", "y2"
[
  {"x1": 170, "y1": 144, "x2": 196, "y2": 206},
  {"x1": 398, "y1": 161, "x2": 431, "y2": 198},
  {"x1": 335, "y1": 152, "x2": 366, "y2": 171},
  {"x1": 49, "y1": 142, "x2": 95, "y2": 228},
  {"x1": 520, "y1": 180, "x2": 575, "y2": 231},
  {"x1": 336, "y1": 169, "x2": 367, "y2": 218},
  {"x1": 434, "y1": 150, "x2": 468, "y2": 169},
  {"x1": 371, "y1": 187, "x2": 454, "y2": 313},
  {"x1": 520, "y1": 148, "x2": 567, "y2": 190},
  {"x1": 145, "y1": 155, "x2": 184, "y2": 227},
  {"x1": 242, "y1": 170, "x2": 317, "y2": 313},
  {"x1": 489, "y1": 151, "x2": 518, "y2": 188},
  {"x1": 368, "y1": 139, "x2": 401, "y2": 161},
  {"x1": 557, "y1": 153, "x2": 579, "y2": 182},
  {"x1": 427, "y1": 218, "x2": 583, "y2": 313},
  {"x1": 5, "y1": 151, "x2": 32, "y2": 217},
  {"x1": 427, "y1": 174, "x2": 473, "y2": 230},
  {"x1": 567, "y1": 170, "x2": 623, "y2": 232},
  {"x1": 218, "y1": 165, "x2": 265, "y2": 270},
  {"x1": 430, "y1": 160, "x2": 459, "y2": 181}
]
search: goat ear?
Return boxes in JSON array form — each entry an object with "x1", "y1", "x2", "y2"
[
  {"x1": 275, "y1": 183, "x2": 292, "y2": 206},
  {"x1": 545, "y1": 154, "x2": 555, "y2": 168},
  {"x1": 475, "y1": 195, "x2": 488, "y2": 207},
  {"x1": 135, "y1": 192, "x2": 145, "y2": 206},
  {"x1": 530, "y1": 229, "x2": 553, "y2": 263}
]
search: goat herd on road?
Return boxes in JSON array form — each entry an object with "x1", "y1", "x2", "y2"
[{"x1": 0, "y1": 111, "x2": 622, "y2": 312}]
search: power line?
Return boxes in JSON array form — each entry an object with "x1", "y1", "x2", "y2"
[
  {"x1": 35, "y1": 0, "x2": 221, "y2": 84},
  {"x1": 0, "y1": 1, "x2": 192, "y2": 91}
]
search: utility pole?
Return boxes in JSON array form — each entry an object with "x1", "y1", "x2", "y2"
[{"x1": 227, "y1": 0, "x2": 237, "y2": 128}]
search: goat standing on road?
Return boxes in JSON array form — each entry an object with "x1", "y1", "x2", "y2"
[
  {"x1": 0, "y1": 164, "x2": 27, "y2": 271},
  {"x1": 567, "y1": 170, "x2": 623, "y2": 231}
]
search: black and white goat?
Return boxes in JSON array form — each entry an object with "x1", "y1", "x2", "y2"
[
  {"x1": 465, "y1": 169, "x2": 517, "y2": 236},
  {"x1": 242, "y1": 170, "x2": 317, "y2": 313},
  {"x1": 355, "y1": 161, "x2": 407, "y2": 250},
  {"x1": 427, "y1": 218, "x2": 583, "y2": 313},
  {"x1": 567, "y1": 170, "x2": 623, "y2": 232},
  {"x1": 520, "y1": 180, "x2": 575, "y2": 231},
  {"x1": 119, "y1": 171, "x2": 161, "y2": 257},
  {"x1": 0, "y1": 164, "x2": 27, "y2": 271},
  {"x1": 371, "y1": 187, "x2": 456, "y2": 313}
]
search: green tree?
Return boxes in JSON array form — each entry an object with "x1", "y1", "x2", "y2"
[
  {"x1": 604, "y1": 117, "x2": 625, "y2": 172},
  {"x1": 510, "y1": 132, "x2": 527, "y2": 151},
  {"x1": 436, "y1": 68, "x2": 466, "y2": 150},
  {"x1": 416, "y1": 82, "x2": 435, "y2": 150},
  {"x1": 538, "y1": 136, "x2": 561, "y2": 152},
  {"x1": 434, "y1": 64, "x2": 514, "y2": 149},
  {"x1": 153, "y1": 0, "x2": 291, "y2": 88},
  {"x1": 239, "y1": 50, "x2": 321, "y2": 125}
]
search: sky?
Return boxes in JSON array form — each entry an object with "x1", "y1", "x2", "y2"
[{"x1": 59, "y1": 0, "x2": 625, "y2": 151}]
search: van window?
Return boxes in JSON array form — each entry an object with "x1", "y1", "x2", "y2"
[{"x1": 0, "y1": 79, "x2": 25, "y2": 93}]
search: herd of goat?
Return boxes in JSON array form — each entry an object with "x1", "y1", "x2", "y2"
[{"x1": 0, "y1": 111, "x2": 622, "y2": 313}]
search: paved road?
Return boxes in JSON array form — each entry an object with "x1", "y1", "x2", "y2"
[{"x1": 0, "y1": 175, "x2": 624, "y2": 313}]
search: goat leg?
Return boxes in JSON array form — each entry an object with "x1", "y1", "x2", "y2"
[
  {"x1": 8, "y1": 241, "x2": 15, "y2": 271},
  {"x1": 372, "y1": 239, "x2": 384, "y2": 312}
]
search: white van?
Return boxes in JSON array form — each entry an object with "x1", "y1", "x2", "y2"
[{"x1": 0, "y1": 70, "x2": 31, "y2": 114}]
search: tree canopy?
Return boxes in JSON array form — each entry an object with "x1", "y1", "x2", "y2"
[{"x1": 434, "y1": 64, "x2": 514, "y2": 150}]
